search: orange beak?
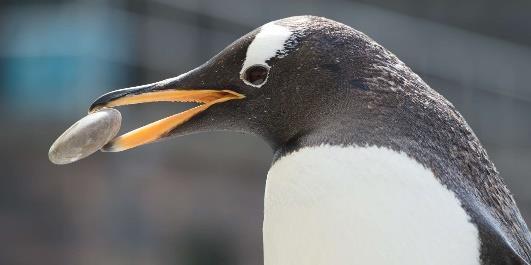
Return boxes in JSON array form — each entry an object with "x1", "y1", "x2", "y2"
[{"x1": 89, "y1": 87, "x2": 244, "y2": 152}]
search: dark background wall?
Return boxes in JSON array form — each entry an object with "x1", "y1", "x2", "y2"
[{"x1": 1, "y1": 0, "x2": 530, "y2": 264}]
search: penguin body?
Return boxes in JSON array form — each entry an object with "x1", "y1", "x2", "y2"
[
  {"x1": 265, "y1": 145, "x2": 480, "y2": 265},
  {"x1": 90, "y1": 16, "x2": 531, "y2": 264}
]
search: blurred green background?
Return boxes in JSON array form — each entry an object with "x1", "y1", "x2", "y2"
[{"x1": 1, "y1": 0, "x2": 531, "y2": 264}]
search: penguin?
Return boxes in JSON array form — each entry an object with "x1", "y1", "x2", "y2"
[{"x1": 90, "y1": 16, "x2": 531, "y2": 265}]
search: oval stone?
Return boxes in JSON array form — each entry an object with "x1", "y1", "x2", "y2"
[{"x1": 49, "y1": 108, "x2": 122, "y2": 165}]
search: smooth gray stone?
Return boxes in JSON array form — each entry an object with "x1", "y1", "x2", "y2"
[{"x1": 49, "y1": 108, "x2": 122, "y2": 165}]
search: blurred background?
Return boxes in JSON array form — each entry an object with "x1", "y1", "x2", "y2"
[{"x1": 1, "y1": 0, "x2": 530, "y2": 264}]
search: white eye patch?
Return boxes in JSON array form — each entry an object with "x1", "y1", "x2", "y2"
[{"x1": 240, "y1": 22, "x2": 293, "y2": 87}]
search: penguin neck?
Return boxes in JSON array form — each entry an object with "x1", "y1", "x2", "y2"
[{"x1": 268, "y1": 88, "x2": 494, "y2": 190}]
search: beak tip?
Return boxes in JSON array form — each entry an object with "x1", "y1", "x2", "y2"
[
  {"x1": 89, "y1": 88, "x2": 133, "y2": 113},
  {"x1": 89, "y1": 97, "x2": 110, "y2": 113},
  {"x1": 88, "y1": 105, "x2": 100, "y2": 114}
]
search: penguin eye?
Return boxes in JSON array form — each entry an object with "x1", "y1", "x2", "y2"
[{"x1": 243, "y1": 65, "x2": 269, "y2": 86}]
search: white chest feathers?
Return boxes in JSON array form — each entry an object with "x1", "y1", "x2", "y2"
[{"x1": 263, "y1": 145, "x2": 480, "y2": 265}]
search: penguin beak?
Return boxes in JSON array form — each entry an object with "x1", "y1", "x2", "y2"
[{"x1": 89, "y1": 77, "x2": 245, "y2": 152}]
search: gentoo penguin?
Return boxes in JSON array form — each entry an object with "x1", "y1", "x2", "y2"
[{"x1": 90, "y1": 16, "x2": 531, "y2": 265}]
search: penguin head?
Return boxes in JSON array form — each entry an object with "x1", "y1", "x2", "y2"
[{"x1": 90, "y1": 16, "x2": 417, "y2": 152}]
